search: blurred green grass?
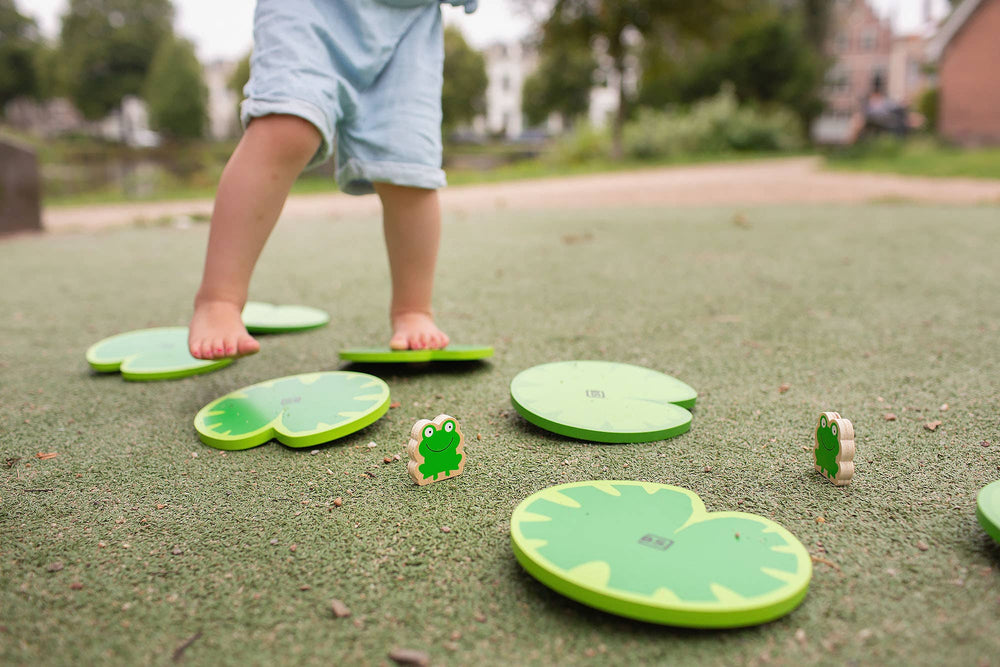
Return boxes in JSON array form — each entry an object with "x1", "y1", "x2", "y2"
[{"x1": 2, "y1": 202, "x2": 1000, "y2": 665}]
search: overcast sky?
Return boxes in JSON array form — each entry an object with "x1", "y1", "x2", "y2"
[{"x1": 20, "y1": 0, "x2": 951, "y2": 63}]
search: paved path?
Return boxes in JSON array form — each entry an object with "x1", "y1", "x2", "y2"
[{"x1": 42, "y1": 157, "x2": 1000, "y2": 234}]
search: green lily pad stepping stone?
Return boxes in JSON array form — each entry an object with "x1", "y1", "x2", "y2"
[
  {"x1": 86, "y1": 327, "x2": 232, "y2": 381},
  {"x1": 339, "y1": 344, "x2": 493, "y2": 363},
  {"x1": 511, "y1": 481, "x2": 812, "y2": 628},
  {"x1": 241, "y1": 301, "x2": 330, "y2": 334},
  {"x1": 194, "y1": 371, "x2": 390, "y2": 450},
  {"x1": 977, "y1": 480, "x2": 1000, "y2": 545},
  {"x1": 510, "y1": 361, "x2": 696, "y2": 443}
]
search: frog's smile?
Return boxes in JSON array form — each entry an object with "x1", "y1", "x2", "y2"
[{"x1": 425, "y1": 433, "x2": 457, "y2": 453}]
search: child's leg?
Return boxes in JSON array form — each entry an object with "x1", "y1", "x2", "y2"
[
  {"x1": 376, "y1": 183, "x2": 450, "y2": 350},
  {"x1": 189, "y1": 114, "x2": 321, "y2": 359}
]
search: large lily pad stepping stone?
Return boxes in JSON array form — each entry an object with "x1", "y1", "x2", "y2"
[
  {"x1": 511, "y1": 481, "x2": 812, "y2": 628},
  {"x1": 977, "y1": 480, "x2": 1000, "y2": 545},
  {"x1": 194, "y1": 371, "x2": 390, "y2": 450},
  {"x1": 86, "y1": 327, "x2": 232, "y2": 381},
  {"x1": 339, "y1": 344, "x2": 493, "y2": 363},
  {"x1": 510, "y1": 361, "x2": 696, "y2": 443},
  {"x1": 241, "y1": 301, "x2": 330, "y2": 334}
]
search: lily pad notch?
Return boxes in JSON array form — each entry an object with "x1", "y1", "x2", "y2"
[
  {"x1": 511, "y1": 480, "x2": 812, "y2": 628},
  {"x1": 194, "y1": 371, "x2": 391, "y2": 450}
]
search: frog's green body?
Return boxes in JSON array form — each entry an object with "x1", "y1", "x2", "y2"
[
  {"x1": 407, "y1": 414, "x2": 465, "y2": 485},
  {"x1": 815, "y1": 423, "x2": 840, "y2": 479},
  {"x1": 813, "y1": 412, "x2": 855, "y2": 486}
]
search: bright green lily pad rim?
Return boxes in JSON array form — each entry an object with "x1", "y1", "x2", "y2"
[
  {"x1": 510, "y1": 361, "x2": 696, "y2": 443},
  {"x1": 510, "y1": 481, "x2": 813, "y2": 628},
  {"x1": 339, "y1": 344, "x2": 494, "y2": 363},
  {"x1": 977, "y1": 480, "x2": 1000, "y2": 544},
  {"x1": 241, "y1": 301, "x2": 330, "y2": 334},
  {"x1": 194, "y1": 371, "x2": 390, "y2": 450},
  {"x1": 86, "y1": 327, "x2": 232, "y2": 381}
]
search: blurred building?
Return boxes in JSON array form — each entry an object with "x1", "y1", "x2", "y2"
[
  {"x1": 812, "y1": 0, "x2": 894, "y2": 144},
  {"x1": 205, "y1": 60, "x2": 241, "y2": 140},
  {"x1": 927, "y1": 0, "x2": 1000, "y2": 145},
  {"x1": 478, "y1": 41, "x2": 537, "y2": 139}
]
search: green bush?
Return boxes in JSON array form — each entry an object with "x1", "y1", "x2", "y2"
[
  {"x1": 549, "y1": 122, "x2": 614, "y2": 163},
  {"x1": 622, "y1": 87, "x2": 804, "y2": 160},
  {"x1": 551, "y1": 87, "x2": 804, "y2": 164},
  {"x1": 918, "y1": 87, "x2": 939, "y2": 133}
]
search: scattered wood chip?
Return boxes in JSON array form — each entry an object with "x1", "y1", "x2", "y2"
[
  {"x1": 393, "y1": 454, "x2": 401, "y2": 461},
  {"x1": 474, "y1": 612, "x2": 487, "y2": 623},
  {"x1": 46, "y1": 562, "x2": 64, "y2": 572},
  {"x1": 810, "y1": 555, "x2": 841, "y2": 571},
  {"x1": 69, "y1": 582, "x2": 83, "y2": 590},
  {"x1": 366, "y1": 441, "x2": 377, "y2": 448},
  {"x1": 939, "y1": 403, "x2": 949, "y2": 412},
  {"x1": 449, "y1": 631, "x2": 461, "y2": 641},
  {"x1": 389, "y1": 401, "x2": 402, "y2": 409},
  {"x1": 441, "y1": 526, "x2": 451, "y2": 533},
  {"x1": 703, "y1": 466, "x2": 712, "y2": 473},
  {"x1": 476, "y1": 433, "x2": 482, "y2": 441},
  {"x1": 333, "y1": 497, "x2": 343, "y2": 507},
  {"x1": 884, "y1": 413, "x2": 897, "y2": 421},
  {"x1": 299, "y1": 585, "x2": 311, "y2": 591},
  {"x1": 815, "y1": 516, "x2": 826, "y2": 524},
  {"x1": 270, "y1": 538, "x2": 279, "y2": 545},
  {"x1": 383, "y1": 456, "x2": 393, "y2": 464},
  {"x1": 916, "y1": 541, "x2": 930, "y2": 551},
  {"x1": 311, "y1": 450, "x2": 320, "y2": 456},
  {"x1": 388, "y1": 648, "x2": 430, "y2": 666},
  {"x1": 982, "y1": 441, "x2": 991, "y2": 448},
  {"x1": 172, "y1": 548, "x2": 183, "y2": 555},
  {"x1": 172, "y1": 631, "x2": 202, "y2": 663},
  {"x1": 924, "y1": 421, "x2": 942, "y2": 432},
  {"x1": 330, "y1": 598, "x2": 351, "y2": 618},
  {"x1": 778, "y1": 383, "x2": 791, "y2": 394},
  {"x1": 36, "y1": 452, "x2": 58, "y2": 460},
  {"x1": 289, "y1": 544, "x2": 297, "y2": 552},
  {"x1": 156, "y1": 504, "x2": 166, "y2": 510}
]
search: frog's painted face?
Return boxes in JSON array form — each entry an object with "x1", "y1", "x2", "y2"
[
  {"x1": 818, "y1": 415, "x2": 838, "y2": 451},
  {"x1": 421, "y1": 419, "x2": 458, "y2": 453}
]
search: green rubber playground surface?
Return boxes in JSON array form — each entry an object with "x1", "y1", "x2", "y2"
[
  {"x1": 511, "y1": 481, "x2": 811, "y2": 627},
  {"x1": 4, "y1": 201, "x2": 1000, "y2": 665}
]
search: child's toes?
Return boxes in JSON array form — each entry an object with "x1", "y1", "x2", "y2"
[
  {"x1": 389, "y1": 332, "x2": 409, "y2": 350},
  {"x1": 237, "y1": 334, "x2": 260, "y2": 356}
]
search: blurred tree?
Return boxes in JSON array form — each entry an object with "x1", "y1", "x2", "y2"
[
  {"x1": 638, "y1": 1, "x2": 828, "y2": 129},
  {"x1": 644, "y1": 13, "x2": 825, "y2": 128},
  {"x1": 228, "y1": 53, "x2": 251, "y2": 99},
  {"x1": 442, "y1": 26, "x2": 487, "y2": 132},
  {"x1": 539, "y1": 0, "x2": 740, "y2": 158},
  {"x1": 522, "y1": 42, "x2": 596, "y2": 127},
  {"x1": 0, "y1": 0, "x2": 42, "y2": 106},
  {"x1": 59, "y1": 0, "x2": 175, "y2": 119},
  {"x1": 144, "y1": 37, "x2": 207, "y2": 140}
]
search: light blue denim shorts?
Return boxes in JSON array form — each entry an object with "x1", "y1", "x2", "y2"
[{"x1": 242, "y1": 0, "x2": 473, "y2": 195}]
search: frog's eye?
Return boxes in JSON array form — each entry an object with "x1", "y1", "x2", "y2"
[
  {"x1": 831, "y1": 423, "x2": 838, "y2": 437},
  {"x1": 820, "y1": 416, "x2": 827, "y2": 428},
  {"x1": 444, "y1": 421, "x2": 455, "y2": 433},
  {"x1": 423, "y1": 425, "x2": 435, "y2": 439}
]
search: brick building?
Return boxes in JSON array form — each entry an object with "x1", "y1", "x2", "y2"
[
  {"x1": 928, "y1": 0, "x2": 1000, "y2": 145},
  {"x1": 812, "y1": 0, "x2": 894, "y2": 144}
]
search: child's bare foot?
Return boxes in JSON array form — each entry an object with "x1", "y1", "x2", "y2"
[
  {"x1": 189, "y1": 300, "x2": 260, "y2": 360},
  {"x1": 390, "y1": 311, "x2": 449, "y2": 350}
]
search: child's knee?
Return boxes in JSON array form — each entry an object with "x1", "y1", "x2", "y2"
[{"x1": 246, "y1": 114, "x2": 322, "y2": 166}]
